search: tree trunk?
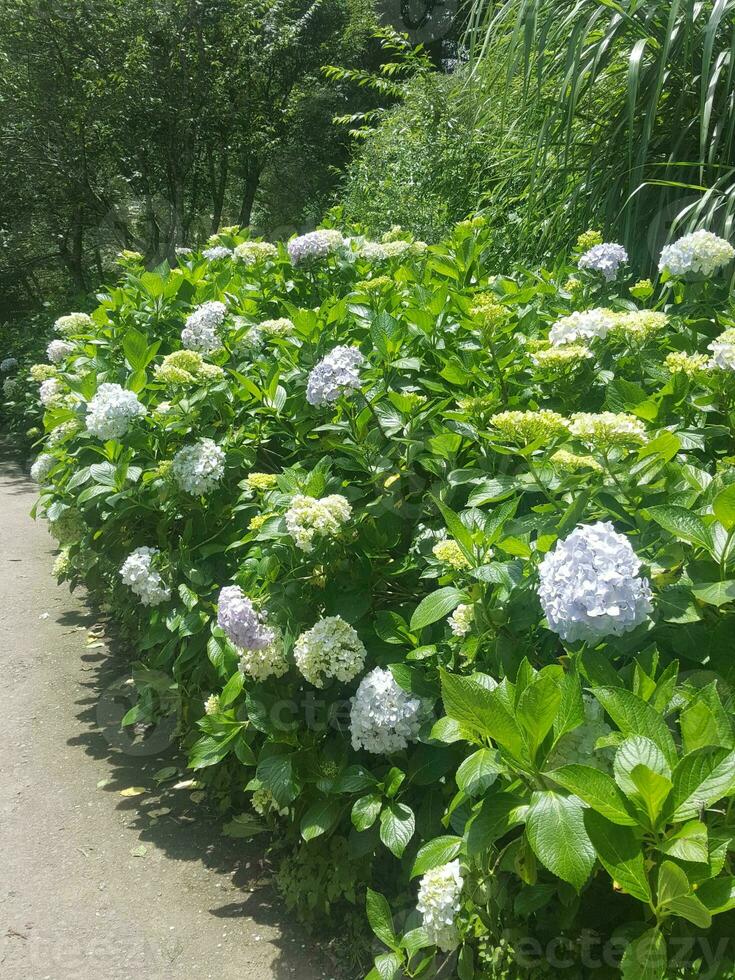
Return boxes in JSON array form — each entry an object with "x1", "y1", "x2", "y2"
[
  {"x1": 237, "y1": 167, "x2": 260, "y2": 227},
  {"x1": 210, "y1": 154, "x2": 229, "y2": 234},
  {"x1": 60, "y1": 206, "x2": 86, "y2": 291}
]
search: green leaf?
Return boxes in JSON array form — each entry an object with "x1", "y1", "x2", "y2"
[
  {"x1": 300, "y1": 797, "x2": 341, "y2": 842},
  {"x1": 647, "y1": 505, "x2": 713, "y2": 552},
  {"x1": 379, "y1": 802, "x2": 415, "y2": 858},
  {"x1": 629, "y1": 765, "x2": 673, "y2": 826},
  {"x1": 614, "y1": 736, "x2": 671, "y2": 798},
  {"x1": 123, "y1": 328, "x2": 155, "y2": 370},
  {"x1": 698, "y1": 876, "x2": 735, "y2": 915},
  {"x1": 659, "y1": 820, "x2": 709, "y2": 864},
  {"x1": 365, "y1": 888, "x2": 397, "y2": 950},
  {"x1": 410, "y1": 836, "x2": 462, "y2": 878},
  {"x1": 456, "y1": 748, "x2": 501, "y2": 797},
  {"x1": 410, "y1": 588, "x2": 464, "y2": 631},
  {"x1": 620, "y1": 927, "x2": 666, "y2": 980},
  {"x1": 713, "y1": 485, "x2": 735, "y2": 531},
  {"x1": 690, "y1": 580, "x2": 735, "y2": 607},
  {"x1": 440, "y1": 670, "x2": 524, "y2": 757},
  {"x1": 431, "y1": 494, "x2": 475, "y2": 559},
  {"x1": 593, "y1": 687, "x2": 678, "y2": 768},
  {"x1": 657, "y1": 859, "x2": 690, "y2": 906},
  {"x1": 517, "y1": 674, "x2": 561, "y2": 759},
  {"x1": 671, "y1": 747, "x2": 735, "y2": 821},
  {"x1": 465, "y1": 793, "x2": 527, "y2": 857},
  {"x1": 525, "y1": 791, "x2": 595, "y2": 892},
  {"x1": 256, "y1": 749, "x2": 298, "y2": 807},
  {"x1": 352, "y1": 794, "x2": 382, "y2": 831},
  {"x1": 583, "y1": 810, "x2": 651, "y2": 903},
  {"x1": 552, "y1": 668, "x2": 585, "y2": 743},
  {"x1": 680, "y1": 684, "x2": 734, "y2": 753},
  {"x1": 548, "y1": 765, "x2": 637, "y2": 826},
  {"x1": 219, "y1": 671, "x2": 244, "y2": 708}
]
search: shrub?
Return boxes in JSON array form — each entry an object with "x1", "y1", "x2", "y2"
[{"x1": 11, "y1": 221, "x2": 735, "y2": 978}]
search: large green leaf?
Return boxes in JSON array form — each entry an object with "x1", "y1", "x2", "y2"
[
  {"x1": 517, "y1": 674, "x2": 561, "y2": 759},
  {"x1": 379, "y1": 802, "x2": 415, "y2": 858},
  {"x1": 440, "y1": 671, "x2": 524, "y2": 757},
  {"x1": 647, "y1": 505, "x2": 713, "y2": 552},
  {"x1": 548, "y1": 765, "x2": 637, "y2": 826},
  {"x1": 620, "y1": 928, "x2": 667, "y2": 980},
  {"x1": 713, "y1": 485, "x2": 735, "y2": 531},
  {"x1": 525, "y1": 791, "x2": 595, "y2": 892},
  {"x1": 366, "y1": 888, "x2": 398, "y2": 950},
  {"x1": 629, "y1": 765, "x2": 673, "y2": 827},
  {"x1": 410, "y1": 836, "x2": 462, "y2": 879},
  {"x1": 300, "y1": 797, "x2": 341, "y2": 841},
  {"x1": 593, "y1": 687, "x2": 678, "y2": 768},
  {"x1": 614, "y1": 736, "x2": 671, "y2": 798},
  {"x1": 410, "y1": 588, "x2": 464, "y2": 631},
  {"x1": 456, "y1": 748, "x2": 501, "y2": 796},
  {"x1": 465, "y1": 793, "x2": 527, "y2": 857},
  {"x1": 584, "y1": 810, "x2": 651, "y2": 903},
  {"x1": 671, "y1": 747, "x2": 735, "y2": 821}
]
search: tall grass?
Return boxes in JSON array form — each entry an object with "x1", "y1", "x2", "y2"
[{"x1": 465, "y1": 0, "x2": 735, "y2": 264}]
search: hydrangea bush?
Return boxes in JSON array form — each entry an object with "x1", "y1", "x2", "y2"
[{"x1": 9, "y1": 222, "x2": 735, "y2": 978}]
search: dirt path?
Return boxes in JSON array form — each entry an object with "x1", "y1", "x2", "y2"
[{"x1": 0, "y1": 441, "x2": 331, "y2": 980}]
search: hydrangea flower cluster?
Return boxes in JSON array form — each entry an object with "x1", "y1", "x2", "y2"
[
  {"x1": 357, "y1": 275, "x2": 392, "y2": 293},
  {"x1": 306, "y1": 346, "x2": 365, "y2": 406},
  {"x1": 449, "y1": 603, "x2": 474, "y2": 637},
  {"x1": 55, "y1": 312, "x2": 93, "y2": 336},
  {"x1": 154, "y1": 350, "x2": 224, "y2": 385},
  {"x1": 48, "y1": 420, "x2": 80, "y2": 447},
  {"x1": 665, "y1": 351, "x2": 711, "y2": 378},
  {"x1": 202, "y1": 245, "x2": 233, "y2": 261},
  {"x1": 245, "y1": 472, "x2": 278, "y2": 491},
  {"x1": 1, "y1": 357, "x2": 18, "y2": 372},
  {"x1": 234, "y1": 241, "x2": 278, "y2": 264},
  {"x1": 432, "y1": 539, "x2": 471, "y2": 570},
  {"x1": 538, "y1": 522, "x2": 653, "y2": 644},
  {"x1": 53, "y1": 550, "x2": 71, "y2": 580},
  {"x1": 659, "y1": 231, "x2": 734, "y2": 277},
  {"x1": 469, "y1": 293, "x2": 507, "y2": 332},
  {"x1": 490, "y1": 409, "x2": 569, "y2": 444},
  {"x1": 550, "y1": 449, "x2": 603, "y2": 473},
  {"x1": 181, "y1": 300, "x2": 227, "y2": 353},
  {"x1": 31, "y1": 363, "x2": 57, "y2": 382},
  {"x1": 48, "y1": 508, "x2": 85, "y2": 545},
  {"x1": 39, "y1": 377, "x2": 63, "y2": 407},
  {"x1": 293, "y1": 615, "x2": 366, "y2": 687},
  {"x1": 204, "y1": 694, "x2": 220, "y2": 716},
  {"x1": 251, "y1": 786, "x2": 289, "y2": 818},
  {"x1": 259, "y1": 318, "x2": 294, "y2": 337},
  {"x1": 549, "y1": 308, "x2": 616, "y2": 346},
  {"x1": 47, "y1": 339, "x2": 74, "y2": 364},
  {"x1": 350, "y1": 667, "x2": 424, "y2": 754},
  {"x1": 569, "y1": 411, "x2": 646, "y2": 447},
  {"x1": 578, "y1": 242, "x2": 628, "y2": 280},
  {"x1": 287, "y1": 229, "x2": 344, "y2": 264},
  {"x1": 546, "y1": 693, "x2": 613, "y2": 771},
  {"x1": 417, "y1": 860, "x2": 464, "y2": 952},
  {"x1": 86, "y1": 383, "x2": 146, "y2": 440},
  {"x1": 576, "y1": 230, "x2": 603, "y2": 251},
  {"x1": 708, "y1": 329, "x2": 735, "y2": 371},
  {"x1": 217, "y1": 584, "x2": 273, "y2": 646},
  {"x1": 238, "y1": 633, "x2": 289, "y2": 682},
  {"x1": 3, "y1": 378, "x2": 21, "y2": 399},
  {"x1": 119, "y1": 547, "x2": 171, "y2": 605},
  {"x1": 532, "y1": 344, "x2": 593, "y2": 368},
  {"x1": 610, "y1": 310, "x2": 668, "y2": 343},
  {"x1": 30, "y1": 453, "x2": 55, "y2": 483},
  {"x1": 285, "y1": 493, "x2": 351, "y2": 552},
  {"x1": 171, "y1": 438, "x2": 225, "y2": 494}
]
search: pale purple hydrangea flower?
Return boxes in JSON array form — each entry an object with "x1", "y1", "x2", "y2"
[
  {"x1": 202, "y1": 246, "x2": 233, "y2": 261},
  {"x1": 120, "y1": 547, "x2": 170, "y2": 605},
  {"x1": 306, "y1": 346, "x2": 365, "y2": 406},
  {"x1": 287, "y1": 230, "x2": 345, "y2": 265},
  {"x1": 217, "y1": 585, "x2": 275, "y2": 651},
  {"x1": 578, "y1": 243, "x2": 628, "y2": 280}
]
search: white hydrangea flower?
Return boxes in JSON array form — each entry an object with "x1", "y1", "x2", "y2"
[
  {"x1": 171, "y1": 438, "x2": 225, "y2": 495},
  {"x1": 538, "y1": 522, "x2": 652, "y2": 644},
  {"x1": 449, "y1": 604, "x2": 474, "y2": 637},
  {"x1": 549, "y1": 308, "x2": 617, "y2": 346},
  {"x1": 119, "y1": 547, "x2": 170, "y2": 605},
  {"x1": 86, "y1": 383, "x2": 146, "y2": 440},
  {"x1": 181, "y1": 300, "x2": 227, "y2": 353},
  {"x1": 30, "y1": 453, "x2": 55, "y2": 483},
  {"x1": 293, "y1": 615, "x2": 366, "y2": 687},
  {"x1": 251, "y1": 786, "x2": 289, "y2": 817},
  {"x1": 659, "y1": 230, "x2": 735, "y2": 277},
  {"x1": 217, "y1": 585, "x2": 274, "y2": 650},
  {"x1": 350, "y1": 667, "x2": 425, "y2": 754},
  {"x1": 202, "y1": 245, "x2": 233, "y2": 261},
  {"x1": 578, "y1": 242, "x2": 628, "y2": 280},
  {"x1": 39, "y1": 377, "x2": 63, "y2": 407},
  {"x1": 306, "y1": 346, "x2": 365, "y2": 406},
  {"x1": 1, "y1": 357, "x2": 18, "y2": 372},
  {"x1": 47, "y1": 420, "x2": 80, "y2": 446},
  {"x1": 204, "y1": 694, "x2": 220, "y2": 716},
  {"x1": 417, "y1": 860, "x2": 464, "y2": 952},
  {"x1": 55, "y1": 312, "x2": 93, "y2": 336},
  {"x1": 287, "y1": 229, "x2": 345, "y2": 264},
  {"x1": 708, "y1": 329, "x2": 735, "y2": 371},
  {"x1": 285, "y1": 493, "x2": 351, "y2": 552},
  {"x1": 46, "y1": 339, "x2": 74, "y2": 364},
  {"x1": 569, "y1": 411, "x2": 647, "y2": 447},
  {"x1": 175, "y1": 246, "x2": 193, "y2": 257},
  {"x1": 259, "y1": 318, "x2": 294, "y2": 337},
  {"x1": 238, "y1": 632, "x2": 289, "y2": 682}
]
